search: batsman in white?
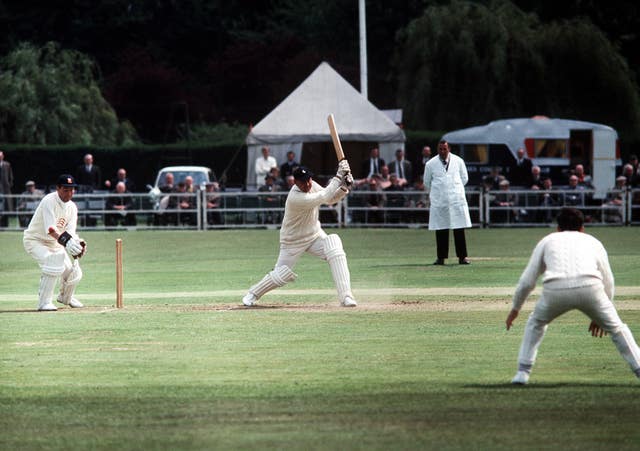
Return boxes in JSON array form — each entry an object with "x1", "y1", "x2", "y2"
[
  {"x1": 23, "y1": 174, "x2": 87, "y2": 311},
  {"x1": 506, "y1": 207, "x2": 640, "y2": 384},
  {"x1": 242, "y1": 161, "x2": 357, "y2": 307}
]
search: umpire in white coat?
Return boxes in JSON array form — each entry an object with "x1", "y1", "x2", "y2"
[{"x1": 423, "y1": 140, "x2": 471, "y2": 265}]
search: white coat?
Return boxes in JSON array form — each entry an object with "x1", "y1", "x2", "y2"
[{"x1": 423, "y1": 153, "x2": 471, "y2": 230}]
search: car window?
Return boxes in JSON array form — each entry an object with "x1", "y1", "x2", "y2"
[{"x1": 156, "y1": 169, "x2": 211, "y2": 187}]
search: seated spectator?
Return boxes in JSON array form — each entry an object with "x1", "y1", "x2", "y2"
[
  {"x1": 573, "y1": 164, "x2": 593, "y2": 188},
  {"x1": 364, "y1": 176, "x2": 385, "y2": 223},
  {"x1": 259, "y1": 174, "x2": 281, "y2": 224},
  {"x1": 168, "y1": 182, "x2": 195, "y2": 225},
  {"x1": 621, "y1": 163, "x2": 639, "y2": 188},
  {"x1": 184, "y1": 175, "x2": 196, "y2": 193},
  {"x1": 384, "y1": 174, "x2": 408, "y2": 223},
  {"x1": 284, "y1": 175, "x2": 295, "y2": 191},
  {"x1": 205, "y1": 182, "x2": 222, "y2": 225},
  {"x1": 538, "y1": 178, "x2": 560, "y2": 223},
  {"x1": 105, "y1": 167, "x2": 136, "y2": 192},
  {"x1": 269, "y1": 166, "x2": 286, "y2": 191},
  {"x1": 563, "y1": 175, "x2": 586, "y2": 207},
  {"x1": 492, "y1": 179, "x2": 518, "y2": 223},
  {"x1": 484, "y1": 166, "x2": 505, "y2": 190},
  {"x1": 408, "y1": 179, "x2": 428, "y2": 223},
  {"x1": 530, "y1": 165, "x2": 543, "y2": 190},
  {"x1": 378, "y1": 165, "x2": 392, "y2": 190},
  {"x1": 17, "y1": 180, "x2": 44, "y2": 227},
  {"x1": 159, "y1": 172, "x2": 175, "y2": 193},
  {"x1": 603, "y1": 176, "x2": 627, "y2": 223},
  {"x1": 105, "y1": 181, "x2": 137, "y2": 226}
]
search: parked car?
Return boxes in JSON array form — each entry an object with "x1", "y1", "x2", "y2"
[{"x1": 147, "y1": 165, "x2": 216, "y2": 209}]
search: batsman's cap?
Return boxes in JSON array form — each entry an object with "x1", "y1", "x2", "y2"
[
  {"x1": 56, "y1": 174, "x2": 77, "y2": 187},
  {"x1": 293, "y1": 166, "x2": 313, "y2": 181}
]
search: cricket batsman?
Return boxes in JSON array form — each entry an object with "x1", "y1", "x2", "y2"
[
  {"x1": 242, "y1": 161, "x2": 357, "y2": 307},
  {"x1": 23, "y1": 174, "x2": 87, "y2": 311}
]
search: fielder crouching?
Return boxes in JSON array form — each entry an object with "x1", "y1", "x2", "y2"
[
  {"x1": 23, "y1": 174, "x2": 87, "y2": 311},
  {"x1": 243, "y1": 161, "x2": 357, "y2": 307}
]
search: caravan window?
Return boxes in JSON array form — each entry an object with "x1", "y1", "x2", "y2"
[
  {"x1": 534, "y1": 139, "x2": 567, "y2": 158},
  {"x1": 462, "y1": 144, "x2": 489, "y2": 164}
]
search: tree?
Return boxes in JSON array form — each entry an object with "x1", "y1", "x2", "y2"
[
  {"x1": 0, "y1": 42, "x2": 138, "y2": 145},
  {"x1": 393, "y1": 0, "x2": 640, "y2": 138}
]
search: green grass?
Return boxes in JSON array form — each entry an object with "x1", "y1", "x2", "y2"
[{"x1": 1, "y1": 228, "x2": 640, "y2": 450}]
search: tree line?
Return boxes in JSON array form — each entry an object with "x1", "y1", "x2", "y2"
[{"x1": 0, "y1": 0, "x2": 638, "y2": 145}]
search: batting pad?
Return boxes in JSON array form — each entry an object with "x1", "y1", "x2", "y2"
[
  {"x1": 250, "y1": 265, "x2": 297, "y2": 299},
  {"x1": 41, "y1": 251, "x2": 66, "y2": 276},
  {"x1": 38, "y1": 274, "x2": 58, "y2": 308},
  {"x1": 324, "y1": 234, "x2": 353, "y2": 302},
  {"x1": 59, "y1": 262, "x2": 83, "y2": 304}
]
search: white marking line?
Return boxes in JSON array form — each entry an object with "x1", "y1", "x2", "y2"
[{"x1": 3, "y1": 286, "x2": 640, "y2": 302}]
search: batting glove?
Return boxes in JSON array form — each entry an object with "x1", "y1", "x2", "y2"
[{"x1": 337, "y1": 159, "x2": 351, "y2": 178}]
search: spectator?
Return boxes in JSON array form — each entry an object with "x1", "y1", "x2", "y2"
[
  {"x1": 255, "y1": 146, "x2": 277, "y2": 188},
  {"x1": 205, "y1": 182, "x2": 223, "y2": 225},
  {"x1": 492, "y1": 179, "x2": 518, "y2": 223},
  {"x1": 530, "y1": 165, "x2": 543, "y2": 190},
  {"x1": 279, "y1": 151, "x2": 299, "y2": 178},
  {"x1": 388, "y1": 148, "x2": 413, "y2": 186},
  {"x1": 384, "y1": 174, "x2": 408, "y2": 223},
  {"x1": 0, "y1": 150, "x2": 14, "y2": 226},
  {"x1": 184, "y1": 175, "x2": 196, "y2": 193},
  {"x1": 564, "y1": 175, "x2": 586, "y2": 207},
  {"x1": 105, "y1": 181, "x2": 137, "y2": 227},
  {"x1": 603, "y1": 176, "x2": 627, "y2": 223},
  {"x1": 159, "y1": 172, "x2": 175, "y2": 193},
  {"x1": 573, "y1": 164, "x2": 593, "y2": 188},
  {"x1": 284, "y1": 175, "x2": 295, "y2": 191},
  {"x1": 538, "y1": 178, "x2": 560, "y2": 223},
  {"x1": 416, "y1": 145, "x2": 432, "y2": 181},
  {"x1": 408, "y1": 179, "x2": 429, "y2": 223},
  {"x1": 363, "y1": 176, "x2": 385, "y2": 223},
  {"x1": 423, "y1": 140, "x2": 471, "y2": 265},
  {"x1": 17, "y1": 180, "x2": 44, "y2": 227},
  {"x1": 621, "y1": 163, "x2": 639, "y2": 188},
  {"x1": 75, "y1": 153, "x2": 102, "y2": 193},
  {"x1": 105, "y1": 168, "x2": 136, "y2": 192},
  {"x1": 378, "y1": 165, "x2": 392, "y2": 190},
  {"x1": 269, "y1": 166, "x2": 286, "y2": 191},
  {"x1": 168, "y1": 182, "x2": 195, "y2": 225},
  {"x1": 483, "y1": 166, "x2": 505, "y2": 191},
  {"x1": 361, "y1": 147, "x2": 385, "y2": 179},
  {"x1": 509, "y1": 147, "x2": 533, "y2": 187},
  {"x1": 259, "y1": 174, "x2": 281, "y2": 224}
]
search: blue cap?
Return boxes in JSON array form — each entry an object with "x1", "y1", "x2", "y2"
[
  {"x1": 293, "y1": 166, "x2": 313, "y2": 181},
  {"x1": 57, "y1": 174, "x2": 77, "y2": 187}
]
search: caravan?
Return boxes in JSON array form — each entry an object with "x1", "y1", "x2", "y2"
[{"x1": 442, "y1": 117, "x2": 620, "y2": 197}]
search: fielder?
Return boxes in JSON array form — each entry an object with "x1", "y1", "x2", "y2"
[
  {"x1": 242, "y1": 162, "x2": 357, "y2": 307},
  {"x1": 506, "y1": 207, "x2": 640, "y2": 384},
  {"x1": 23, "y1": 174, "x2": 87, "y2": 311}
]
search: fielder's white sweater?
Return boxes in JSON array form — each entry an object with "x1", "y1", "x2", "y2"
[
  {"x1": 512, "y1": 231, "x2": 615, "y2": 311},
  {"x1": 280, "y1": 177, "x2": 346, "y2": 248}
]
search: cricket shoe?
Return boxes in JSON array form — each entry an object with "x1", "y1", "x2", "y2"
[
  {"x1": 511, "y1": 371, "x2": 530, "y2": 385},
  {"x1": 38, "y1": 302, "x2": 58, "y2": 311},
  {"x1": 341, "y1": 296, "x2": 357, "y2": 307},
  {"x1": 242, "y1": 293, "x2": 257, "y2": 307},
  {"x1": 57, "y1": 296, "x2": 84, "y2": 308}
]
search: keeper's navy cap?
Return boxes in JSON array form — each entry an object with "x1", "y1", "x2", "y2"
[
  {"x1": 293, "y1": 166, "x2": 313, "y2": 181},
  {"x1": 57, "y1": 174, "x2": 77, "y2": 187}
]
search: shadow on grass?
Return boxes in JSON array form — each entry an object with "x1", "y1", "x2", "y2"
[{"x1": 464, "y1": 382, "x2": 635, "y2": 389}]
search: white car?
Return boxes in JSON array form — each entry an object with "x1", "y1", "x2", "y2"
[{"x1": 147, "y1": 165, "x2": 216, "y2": 209}]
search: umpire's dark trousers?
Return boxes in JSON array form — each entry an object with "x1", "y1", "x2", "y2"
[{"x1": 435, "y1": 228, "x2": 467, "y2": 260}]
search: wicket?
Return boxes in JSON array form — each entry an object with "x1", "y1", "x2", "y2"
[{"x1": 116, "y1": 238, "x2": 123, "y2": 308}]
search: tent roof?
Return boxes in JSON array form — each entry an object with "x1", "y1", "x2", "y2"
[
  {"x1": 442, "y1": 117, "x2": 617, "y2": 153},
  {"x1": 246, "y1": 62, "x2": 405, "y2": 145}
]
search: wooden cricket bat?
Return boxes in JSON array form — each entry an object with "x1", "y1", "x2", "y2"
[{"x1": 327, "y1": 114, "x2": 346, "y2": 161}]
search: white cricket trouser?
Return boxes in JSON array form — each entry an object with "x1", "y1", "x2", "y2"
[{"x1": 518, "y1": 283, "x2": 640, "y2": 374}]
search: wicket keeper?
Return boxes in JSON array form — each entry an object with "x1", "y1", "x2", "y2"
[
  {"x1": 23, "y1": 174, "x2": 86, "y2": 311},
  {"x1": 243, "y1": 161, "x2": 357, "y2": 307}
]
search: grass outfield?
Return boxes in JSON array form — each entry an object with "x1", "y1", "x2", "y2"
[{"x1": 1, "y1": 228, "x2": 640, "y2": 450}]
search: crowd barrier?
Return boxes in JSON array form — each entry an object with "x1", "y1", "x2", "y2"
[{"x1": 0, "y1": 187, "x2": 638, "y2": 230}]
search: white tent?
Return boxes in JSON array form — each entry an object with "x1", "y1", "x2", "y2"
[{"x1": 245, "y1": 62, "x2": 405, "y2": 187}]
